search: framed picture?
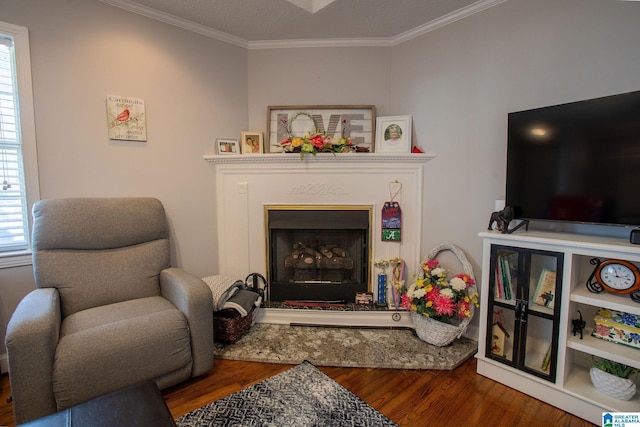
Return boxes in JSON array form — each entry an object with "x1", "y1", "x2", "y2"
[
  {"x1": 106, "y1": 95, "x2": 147, "y2": 141},
  {"x1": 216, "y1": 138, "x2": 240, "y2": 155},
  {"x1": 375, "y1": 115, "x2": 412, "y2": 153},
  {"x1": 267, "y1": 105, "x2": 376, "y2": 153},
  {"x1": 241, "y1": 131, "x2": 263, "y2": 154}
]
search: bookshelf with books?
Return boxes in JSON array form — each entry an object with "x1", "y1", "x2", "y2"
[
  {"x1": 482, "y1": 243, "x2": 563, "y2": 382},
  {"x1": 476, "y1": 230, "x2": 640, "y2": 425},
  {"x1": 494, "y1": 252, "x2": 517, "y2": 303}
]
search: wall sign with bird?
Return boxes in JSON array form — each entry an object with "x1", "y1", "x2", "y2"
[{"x1": 106, "y1": 95, "x2": 147, "y2": 141}]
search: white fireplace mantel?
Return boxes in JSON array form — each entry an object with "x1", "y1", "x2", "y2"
[
  {"x1": 204, "y1": 152, "x2": 435, "y2": 327},
  {"x1": 203, "y1": 152, "x2": 435, "y2": 164}
]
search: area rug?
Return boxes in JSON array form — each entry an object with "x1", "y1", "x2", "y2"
[
  {"x1": 175, "y1": 361, "x2": 397, "y2": 427},
  {"x1": 213, "y1": 323, "x2": 477, "y2": 370}
]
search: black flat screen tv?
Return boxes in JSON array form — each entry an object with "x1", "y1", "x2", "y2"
[{"x1": 506, "y1": 90, "x2": 640, "y2": 227}]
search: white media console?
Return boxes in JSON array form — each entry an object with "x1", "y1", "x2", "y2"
[{"x1": 476, "y1": 230, "x2": 640, "y2": 424}]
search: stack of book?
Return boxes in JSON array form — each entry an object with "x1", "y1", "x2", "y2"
[{"x1": 495, "y1": 253, "x2": 517, "y2": 301}]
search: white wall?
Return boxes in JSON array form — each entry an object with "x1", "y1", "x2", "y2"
[
  {"x1": 0, "y1": 0, "x2": 248, "y2": 352},
  {"x1": 247, "y1": 46, "x2": 392, "y2": 141}
]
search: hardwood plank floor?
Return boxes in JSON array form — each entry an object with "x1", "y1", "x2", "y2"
[{"x1": 0, "y1": 357, "x2": 596, "y2": 426}]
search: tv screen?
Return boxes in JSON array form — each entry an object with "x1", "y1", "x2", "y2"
[{"x1": 506, "y1": 90, "x2": 640, "y2": 227}]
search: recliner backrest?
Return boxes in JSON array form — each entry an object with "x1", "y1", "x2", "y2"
[{"x1": 32, "y1": 198, "x2": 171, "y2": 317}]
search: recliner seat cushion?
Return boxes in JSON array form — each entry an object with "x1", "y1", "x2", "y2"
[{"x1": 53, "y1": 296, "x2": 192, "y2": 410}]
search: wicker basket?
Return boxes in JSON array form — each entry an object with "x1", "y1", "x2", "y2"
[
  {"x1": 411, "y1": 243, "x2": 477, "y2": 347},
  {"x1": 590, "y1": 367, "x2": 637, "y2": 400},
  {"x1": 213, "y1": 307, "x2": 255, "y2": 344}
]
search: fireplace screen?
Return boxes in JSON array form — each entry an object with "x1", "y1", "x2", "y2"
[{"x1": 267, "y1": 207, "x2": 371, "y2": 302}]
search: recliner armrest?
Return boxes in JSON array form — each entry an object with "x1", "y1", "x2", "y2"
[
  {"x1": 160, "y1": 268, "x2": 213, "y2": 376},
  {"x1": 5, "y1": 288, "x2": 61, "y2": 424}
]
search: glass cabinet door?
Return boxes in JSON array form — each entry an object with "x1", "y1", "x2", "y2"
[
  {"x1": 520, "y1": 252, "x2": 562, "y2": 380},
  {"x1": 487, "y1": 247, "x2": 519, "y2": 363},
  {"x1": 486, "y1": 245, "x2": 563, "y2": 382}
]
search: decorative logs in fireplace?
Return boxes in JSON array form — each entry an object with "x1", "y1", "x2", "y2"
[
  {"x1": 286, "y1": 242, "x2": 353, "y2": 269},
  {"x1": 284, "y1": 242, "x2": 354, "y2": 283}
]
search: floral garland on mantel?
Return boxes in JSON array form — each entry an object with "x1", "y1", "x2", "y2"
[{"x1": 275, "y1": 112, "x2": 367, "y2": 158}]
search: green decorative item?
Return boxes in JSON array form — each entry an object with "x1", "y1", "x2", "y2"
[
  {"x1": 590, "y1": 357, "x2": 638, "y2": 401},
  {"x1": 382, "y1": 228, "x2": 400, "y2": 241}
]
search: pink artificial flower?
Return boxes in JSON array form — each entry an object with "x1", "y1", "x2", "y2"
[
  {"x1": 280, "y1": 138, "x2": 291, "y2": 146},
  {"x1": 454, "y1": 273, "x2": 475, "y2": 286},
  {"x1": 426, "y1": 287, "x2": 440, "y2": 303},
  {"x1": 310, "y1": 134, "x2": 325, "y2": 149},
  {"x1": 423, "y1": 259, "x2": 439, "y2": 271},
  {"x1": 401, "y1": 294, "x2": 412, "y2": 310},
  {"x1": 457, "y1": 300, "x2": 470, "y2": 318},
  {"x1": 433, "y1": 294, "x2": 456, "y2": 317}
]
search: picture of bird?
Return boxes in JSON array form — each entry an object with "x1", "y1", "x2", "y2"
[
  {"x1": 106, "y1": 95, "x2": 147, "y2": 141},
  {"x1": 110, "y1": 108, "x2": 131, "y2": 128},
  {"x1": 109, "y1": 107, "x2": 141, "y2": 130},
  {"x1": 115, "y1": 108, "x2": 130, "y2": 123}
]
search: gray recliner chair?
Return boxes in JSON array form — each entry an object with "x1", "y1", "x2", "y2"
[{"x1": 5, "y1": 198, "x2": 214, "y2": 424}]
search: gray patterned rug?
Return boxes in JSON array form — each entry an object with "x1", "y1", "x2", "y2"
[
  {"x1": 214, "y1": 323, "x2": 477, "y2": 370},
  {"x1": 175, "y1": 361, "x2": 397, "y2": 427}
]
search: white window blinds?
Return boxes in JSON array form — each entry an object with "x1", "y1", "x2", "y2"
[{"x1": 0, "y1": 36, "x2": 29, "y2": 252}]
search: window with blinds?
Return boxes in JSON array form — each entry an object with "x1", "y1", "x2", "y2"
[{"x1": 0, "y1": 36, "x2": 29, "y2": 252}]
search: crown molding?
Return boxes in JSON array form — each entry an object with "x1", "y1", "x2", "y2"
[
  {"x1": 98, "y1": 0, "x2": 249, "y2": 48},
  {"x1": 247, "y1": 37, "x2": 393, "y2": 50},
  {"x1": 390, "y1": 0, "x2": 508, "y2": 46},
  {"x1": 100, "y1": 0, "x2": 506, "y2": 50}
]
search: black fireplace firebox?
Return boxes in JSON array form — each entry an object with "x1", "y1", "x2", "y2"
[{"x1": 266, "y1": 207, "x2": 371, "y2": 303}]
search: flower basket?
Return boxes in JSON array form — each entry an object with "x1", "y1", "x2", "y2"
[
  {"x1": 590, "y1": 367, "x2": 637, "y2": 400},
  {"x1": 409, "y1": 243, "x2": 478, "y2": 346},
  {"x1": 411, "y1": 311, "x2": 468, "y2": 346}
]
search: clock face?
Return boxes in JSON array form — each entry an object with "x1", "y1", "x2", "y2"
[{"x1": 598, "y1": 262, "x2": 637, "y2": 290}]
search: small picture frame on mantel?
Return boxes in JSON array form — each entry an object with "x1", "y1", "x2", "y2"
[
  {"x1": 241, "y1": 131, "x2": 264, "y2": 154},
  {"x1": 216, "y1": 138, "x2": 240, "y2": 155},
  {"x1": 375, "y1": 115, "x2": 412, "y2": 153}
]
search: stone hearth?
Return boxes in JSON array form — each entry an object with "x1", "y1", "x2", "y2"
[{"x1": 204, "y1": 152, "x2": 434, "y2": 327}]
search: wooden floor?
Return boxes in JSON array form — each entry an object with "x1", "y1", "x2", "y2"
[{"x1": 0, "y1": 357, "x2": 595, "y2": 426}]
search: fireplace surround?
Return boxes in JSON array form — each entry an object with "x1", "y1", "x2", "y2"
[{"x1": 204, "y1": 152, "x2": 434, "y2": 326}]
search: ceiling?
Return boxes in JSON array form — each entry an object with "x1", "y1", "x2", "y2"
[{"x1": 100, "y1": 0, "x2": 505, "y2": 48}]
